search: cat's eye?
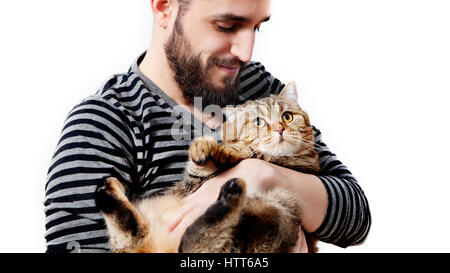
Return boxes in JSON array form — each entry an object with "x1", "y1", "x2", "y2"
[
  {"x1": 255, "y1": 117, "x2": 267, "y2": 128},
  {"x1": 282, "y1": 112, "x2": 294, "y2": 123}
]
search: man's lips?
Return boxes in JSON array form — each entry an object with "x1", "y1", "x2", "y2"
[{"x1": 215, "y1": 64, "x2": 240, "y2": 74}]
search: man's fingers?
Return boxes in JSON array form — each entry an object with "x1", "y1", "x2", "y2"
[
  {"x1": 299, "y1": 227, "x2": 308, "y2": 253},
  {"x1": 167, "y1": 200, "x2": 197, "y2": 232},
  {"x1": 290, "y1": 227, "x2": 308, "y2": 253}
]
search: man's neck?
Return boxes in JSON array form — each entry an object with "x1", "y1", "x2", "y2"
[
  {"x1": 139, "y1": 44, "x2": 189, "y2": 106},
  {"x1": 138, "y1": 45, "x2": 222, "y2": 129}
]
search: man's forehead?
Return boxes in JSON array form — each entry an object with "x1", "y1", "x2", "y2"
[{"x1": 192, "y1": 0, "x2": 271, "y2": 23}]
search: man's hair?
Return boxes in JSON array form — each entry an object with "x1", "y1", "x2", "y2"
[{"x1": 178, "y1": 0, "x2": 192, "y2": 16}]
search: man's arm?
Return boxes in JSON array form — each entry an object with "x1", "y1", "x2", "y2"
[
  {"x1": 44, "y1": 97, "x2": 136, "y2": 253},
  {"x1": 308, "y1": 126, "x2": 371, "y2": 247},
  {"x1": 269, "y1": 126, "x2": 371, "y2": 247},
  {"x1": 269, "y1": 162, "x2": 327, "y2": 233}
]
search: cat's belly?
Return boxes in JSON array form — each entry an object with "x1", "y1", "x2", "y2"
[{"x1": 135, "y1": 195, "x2": 186, "y2": 252}]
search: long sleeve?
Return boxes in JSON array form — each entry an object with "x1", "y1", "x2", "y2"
[{"x1": 310, "y1": 126, "x2": 371, "y2": 247}]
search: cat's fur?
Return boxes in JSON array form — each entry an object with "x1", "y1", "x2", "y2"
[{"x1": 95, "y1": 82, "x2": 321, "y2": 253}]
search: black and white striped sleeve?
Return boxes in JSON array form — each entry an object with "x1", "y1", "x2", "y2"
[
  {"x1": 44, "y1": 97, "x2": 137, "y2": 253},
  {"x1": 310, "y1": 127, "x2": 371, "y2": 247}
]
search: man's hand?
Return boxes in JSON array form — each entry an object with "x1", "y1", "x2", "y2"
[
  {"x1": 291, "y1": 227, "x2": 309, "y2": 253},
  {"x1": 168, "y1": 159, "x2": 275, "y2": 238}
]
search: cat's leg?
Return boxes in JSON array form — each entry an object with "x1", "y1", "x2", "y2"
[
  {"x1": 189, "y1": 136, "x2": 250, "y2": 168},
  {"x1": 178, "y1": 178, "x2": 247, "y2": 253},
  {"x1": 216, "y1": 142, "x2": 255, "y2": 165},
  {"x1": 263, "y1": 189, "x2": 319, "y2": 252},
  {"x1": 263, "y1": 155, "x2": 321, "y2": 174},
  {"x1": 95, "y1": 177, "x2": 149, "y2": 252},
  {"x1": 234, "y1": 189, "x2": 303, "y2": 253},
  {"x1": 172, "y1": 136, "x2": 254, "y2": 197}
]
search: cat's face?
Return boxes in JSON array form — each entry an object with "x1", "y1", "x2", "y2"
[{"x1": 223, "y1": 82, "x2": 314, "y2": 157}]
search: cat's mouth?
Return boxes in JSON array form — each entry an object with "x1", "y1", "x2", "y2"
[
  {"x1": 262, "y1": 135, "x2": 297, "y2": 155},
  {"x1": 276, "y1": 138, "x2": 291, "y2": 147},
  {"x1": 276, "y1": 135, "x2": 293, "y2": 145}
]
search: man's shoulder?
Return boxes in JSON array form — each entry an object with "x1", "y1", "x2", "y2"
[
  {"x1": 240, "y1": 61, "x2": 266, "y2": 79},
  {"x1": 94, "y1": 71, "x2": 142, "y2": 104},
  {"x1": 238, "y1": 61, "x2": 285, "y2": 101},
  {"x1": 63, "y1": 72, "x2": 139, "y2": 132},
  {"x1": 60, "y1": 71, "x2": 148, "y2": 152},
  {"x1": 74, "y1": 69, "x2": 165, "y2": 118}
]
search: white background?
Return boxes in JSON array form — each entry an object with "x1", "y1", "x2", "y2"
[{"x1": 0, "y1": 0, "x2": 449, "y2": 253}]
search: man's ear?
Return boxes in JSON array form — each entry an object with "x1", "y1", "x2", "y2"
[
  {"x1": 279, "y1": 81, "x2": 298, "y2": 102},
  {"x1": 151, "y1": 0, "x2": 174, "y2": 28}
]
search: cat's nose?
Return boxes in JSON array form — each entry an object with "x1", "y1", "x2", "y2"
[{"x1": 276, "y1": 127, "x2": 285, "y2": 136}]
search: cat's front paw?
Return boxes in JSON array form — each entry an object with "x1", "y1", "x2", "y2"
[
  {"x1": 213, "y1": 145, "x2": 242, "y2": 167},
  {"x1": 189, "y1": 136, "x2": 219, "y2": 165}
]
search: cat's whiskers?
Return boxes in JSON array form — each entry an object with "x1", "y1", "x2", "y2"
[
  {"x1": 282, "y1": 134, "x2": 327, "y2": 155},
  {"x1": 297, "y1": 138, "x2": 329, "y2": 152}
]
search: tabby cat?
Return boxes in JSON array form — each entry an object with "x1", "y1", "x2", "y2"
[{"x1": 94, "y1": 82, "x2": 321, "y2": 253}]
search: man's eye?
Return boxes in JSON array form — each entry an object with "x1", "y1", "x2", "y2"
[{"x1": 216, "y1": 23, "x2": 235, "y2": 33}]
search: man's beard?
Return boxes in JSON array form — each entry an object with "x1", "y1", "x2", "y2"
[{"x1": 164, "y1": 14, "x2": 244, "y2": 108}]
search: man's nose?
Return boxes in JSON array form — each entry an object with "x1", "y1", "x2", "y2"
[{"x1": 230, "y1": 31, "x2": 255, "y2": 63}]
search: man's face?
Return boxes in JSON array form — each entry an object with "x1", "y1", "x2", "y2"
[{"x1": 164, "y1": 0, "x2": 271, "y2": 107}]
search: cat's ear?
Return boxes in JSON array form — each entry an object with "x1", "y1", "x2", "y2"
[{"x1": 279, "y1": 81, "x2": 298, "y2": 102}]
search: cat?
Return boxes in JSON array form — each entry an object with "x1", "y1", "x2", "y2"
[{"x1": 94, "y1": 82, "x2": 321, "y2": 253}]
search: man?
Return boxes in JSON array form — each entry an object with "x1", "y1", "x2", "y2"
[{"x1": 44, "y1": 0, "x2": 371, "y2": 253}]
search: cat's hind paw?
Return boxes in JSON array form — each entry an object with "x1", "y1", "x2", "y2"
[
  {"x1": 95, "y1": 177, "x2": 127, "y2": 214},
  {"x1": 218, "y1": 178, "x2": 247, "y2": 209}
]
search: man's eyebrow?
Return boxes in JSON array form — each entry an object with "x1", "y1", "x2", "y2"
[
  {"x1": 213, "y1": 13, "x2": 271, "y2": 24},
  {"x1": 260, "y1": 15, "x2": 271, "y2": 23}
]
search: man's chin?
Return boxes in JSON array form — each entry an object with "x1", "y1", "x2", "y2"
[
  {"x1": 209, "y1": 81, "x2": 231, "y2": 92},
  {"x1": 211, "y1": 66, "x2": 240, "y2": 83},
  {"x1": 180, "y1": 68, "x2": 241, "y2": 107}
]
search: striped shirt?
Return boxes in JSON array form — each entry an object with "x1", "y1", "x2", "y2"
[{"x1": 44, "y1": 52, "x2": 371, "y2": 253}]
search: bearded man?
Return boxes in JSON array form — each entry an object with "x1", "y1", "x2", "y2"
[{"x1": 44, "y1": 0, "x2": 370, "y2": 253}]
